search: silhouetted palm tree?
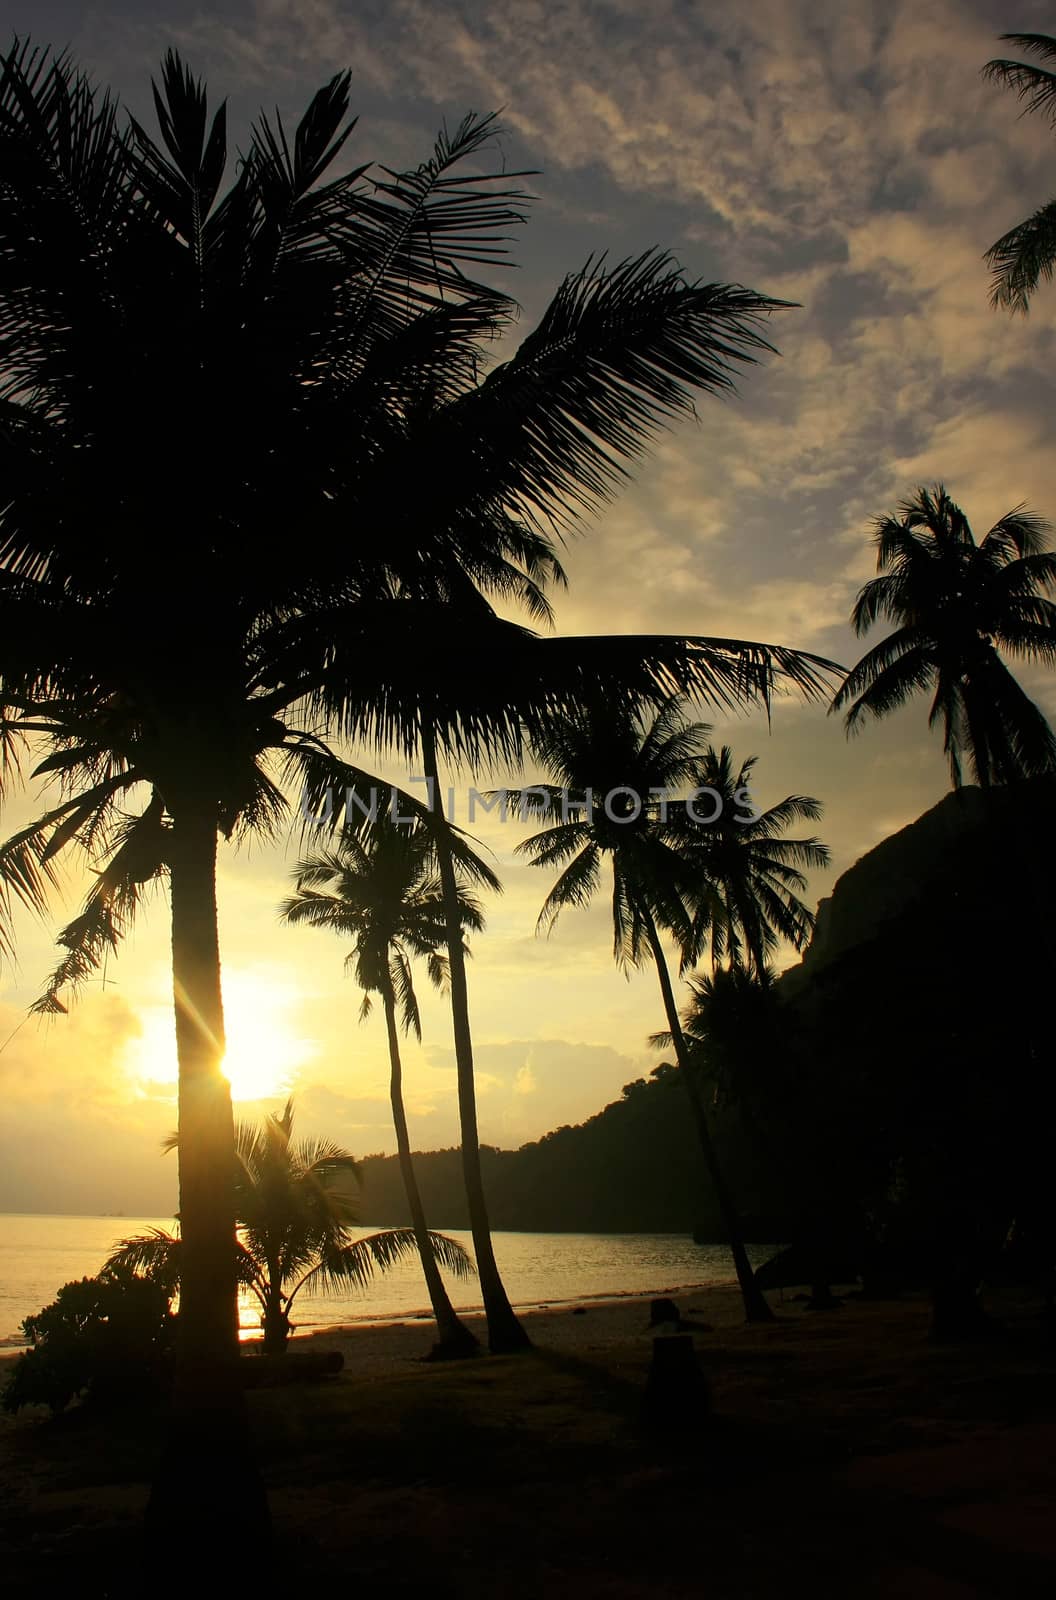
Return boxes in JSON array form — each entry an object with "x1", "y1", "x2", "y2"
[
  {"x1": 0, "y1": 43, "x2": 531, "y2": 1531},
  {"x1": 0, "y1": 40, "x2": 838, "y2": 1396},
  {"x1": 308, "y1": 585, "x2": 837, "y2": 1351},
  {"x1": 105, "y1": 1101, "x2": 473, "y2": 1353},
  {"x1": 280, "y1": 817, "x2": 491, "y2": 1357},
  {"x1": 665, "y1": 966, "x2": 845, "y2": 1308},
  {"x1": 507, "y1": 696, "x2": 776, "y2": 1321},
  {"x1": 983, "y1": 33, "x2": 1056, "y2": 311},
  {"x1": 676, "y1": 745, "x2": 828, "y2": 976},
  {"x1": 832, "y1": 485, "x2": 1056, "y2": 787}
]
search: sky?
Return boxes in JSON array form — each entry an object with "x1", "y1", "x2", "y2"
[{"x1": 2, "y1": 0, "x2": 1055, "y2": 1214}]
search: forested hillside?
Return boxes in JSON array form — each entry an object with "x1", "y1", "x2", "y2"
[{"x1": 358, "y1": 1063, "x2": 785, "y2": 1236}]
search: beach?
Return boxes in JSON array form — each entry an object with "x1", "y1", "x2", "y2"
[
  {"x1": 283, "y1": 1283, "x2": 749, "y2": 1375},
  {"x1": 5, "y1": 1283, "x2": 1056, "y2": 1596}
]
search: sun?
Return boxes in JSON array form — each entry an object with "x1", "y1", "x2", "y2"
[
  {"x1": 128, "y1": 969, "x2": 317, "y2": 1104},
  {"x1": 220, "y1": 972, "x2": 313, "y2": 1102}
]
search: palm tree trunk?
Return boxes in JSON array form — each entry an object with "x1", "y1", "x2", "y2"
[
  {"x1": 381, "y1": 979, "x2": 479, "y2": 1357},
  {"x1": 146, "y1": 795, "x2": 269, "y2": 1539},
  {"x1": 642, "y1": 910, "x2": 775, "y2": 1324},
  {"x1": 261, "y1": 1288, "x2": 291, "y2": 1354},
  {"x1": 420, "y1": 724, "x2": 531, "y2": 1352}
]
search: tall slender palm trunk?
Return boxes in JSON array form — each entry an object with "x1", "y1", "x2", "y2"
[
  {"x1": 420, "y1": 726, "x2": 530, "y2": 1353},
  {"x1": 146, "y1": 797, "x2": 270, "y2": 1540},
  {"x1": 642, "y1": 909, "x2": 775, "y2": 1324},
  {"x1": 380, "y1": 979, "x2": 479, "y2": 1356}
]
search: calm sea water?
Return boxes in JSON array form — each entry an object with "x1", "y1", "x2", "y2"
[{"x1": 0, "y1": 1213, "x2": 774, "y2": 1345}]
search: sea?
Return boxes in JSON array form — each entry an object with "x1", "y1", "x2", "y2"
[{"x1": 0, "y1": 1213, "x2": 775, "y2": 1346}]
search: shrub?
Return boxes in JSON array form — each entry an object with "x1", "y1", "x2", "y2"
[{"x1": 2, "y1": 1267, "x2": 176, "y2": 1414}]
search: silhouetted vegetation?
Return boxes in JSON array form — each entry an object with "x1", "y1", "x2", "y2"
[
  {"x1": 281, "y1": 816, "x2": 486, "y2": 1356},
  {"x1": 340, "y1": 776, "x2": 1056, "y2": 1328},
  {"x1": 0, "y1": 39, "x2": 833, "y2": 1420},
  {"x1": 105, "y1": 1102, "x2": 473, "y2": 1354},
  {"x1": 358, "y1": 1063, "x2": 786, "y2": 1236},
  {"x1": 2, "y1": 1269, "x2": 176, "y2": 1415},
  {"x1": 5, "y1": 25, "x2": 1056, "y2": 1587},
  {"x1": 983, "y1": 32, "x2": 1056, "y2": 311},
  {"x1": 832, "y1": 485, "x2": 1056, "y2": 786},
  {"x1": 505, "y1": 699, "x2": 827, "y2": 1320}
]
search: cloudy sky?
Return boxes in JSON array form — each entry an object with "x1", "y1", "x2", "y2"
[{"x1": 2, "y1": 0, "x2": 1055, "y2": 1214}]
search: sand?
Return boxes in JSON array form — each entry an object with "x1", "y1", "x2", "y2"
[
  {"x1": 4, "y1": 1285, "x2": 1056, "y2": 1596},
  {"x1": 284, "y1": 1284, "x2": 748, "y2": 1375}
]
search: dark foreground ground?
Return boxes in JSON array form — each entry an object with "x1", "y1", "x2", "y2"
[{"x1": 1, "y1": 1287, "x2": 1054, "y2": 1598}]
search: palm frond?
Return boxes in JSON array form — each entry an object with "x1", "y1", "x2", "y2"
[
  {"x1": 293, "y1": 1226, "x2": 473, "y2": 1298},
  {"x1": 964, "y1": 652, "x2": 1056, "y2": 783},
  {"x1": 983, "y1": 34, "x2": 1056, "y2": 126},
  {"x1": 127, "y1": 49, "x2": 228, "y2": 268},
  {"x1": 979, "y1": 506, "x2": 1055, "y2": 563},
  {"x1": 437, "y1": 255, "x2": 790, "y2": 530},
  {"x1": 31, "y1": 794, "x2": 168, "y2": 1012},
  {"x1": 834, "y1": 640, "x2": 935, "y2": 730},
  {"x1": 101, "y1": 1228, "x2": 181, "y2": 1292},
  {"x1": 535, "y1": 842, "x2": 603, "y2": 934},
  {"x1": 390, "y1": 948, "x2": 421, "y2": 1040},
  {"x1": 985, "y1": 197, "x2": 1056, "y2": 313}
]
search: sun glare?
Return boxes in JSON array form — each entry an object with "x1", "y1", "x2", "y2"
[
  {"x1": 128, "y1": 969, "x2": 317, "y2": 1104},
  {"x1": 220, "y1": 973, "x2": 307, "y2": 1101}
]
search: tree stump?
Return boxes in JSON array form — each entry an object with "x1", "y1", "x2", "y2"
[
  {"x1": 647, "y1": 1297, "x2": 682, "y2": 1329},
  {"x1": 643, "y1": 1334, "x2": 711, "y2": 1428}
]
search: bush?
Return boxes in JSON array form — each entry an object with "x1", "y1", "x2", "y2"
[{"x1": 2, "y1": 1267, "x2": 176, "y2": 1414}]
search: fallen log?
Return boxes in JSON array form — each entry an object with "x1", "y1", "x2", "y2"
[{"x1": 240, "y1": 1348, "x2": 344, "y2": 1387}]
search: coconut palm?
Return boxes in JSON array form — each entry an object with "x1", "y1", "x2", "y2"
[
  {"x1": 0, "y1": 43, "x2": 529, "y2": 1530},
  {"x1": 832, "y1": 486, "x2": 1056, "y2": 787},
  {"x1": 302, "y1": 580, "x2": 837, "y2": 1349},
  {"x1": 677, "y1": 745, "x2": 828, "y2": 976},
  {"x1": 663, "y1": 966, "x2": 847, "y2": 1308},
  {"x1": 280, "y1": 816, "x2": 491, "y2": 1357},
  {"x1": 0, "y1": 40, "x2": 839, "y2": 1400},
  {"x1": 105, "y1": 1100, "x2": 474, "y2": 1354},
  {"x1": 505, "y1": 694, "x2": 776, "y2": 1321},
  {"x1": 982, "y1": 33, "x2": 1056, "y2": 311}
]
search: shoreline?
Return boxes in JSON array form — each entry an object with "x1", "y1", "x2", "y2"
[
  {"x1": 280, "y1": 1275, "x2": 739, "y2": 1340},
  {"x1": 270, "y1": 1282, "x2": 758, "y2": 1378},
  {"x1": 0, "y1": 1277, "x2": 743, "y2": 1358}
]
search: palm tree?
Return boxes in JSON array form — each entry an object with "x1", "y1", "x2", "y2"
[
  {"x1": 105, "y1": 1101, "x2": 474, "y2": 1354},
  {"x1": 982, "y1": 33, "x2": 1056, "y2": 311},
  {"x1": 303, "y1": 591, "x2": 837, "y2": 1348},
  {"x1": 670, "y1": 968, "x2": 861, "y2": 1311},
  {"x1": 0, "y1": 41, "x2": 838, "y2": 1397},
  {"x1": 0, "y1": 43, "x2": 530, "y2": 1531},
  {"x1": 506, "y1": 695, "x2": 776, "y2": 1321},
  {"x1": 676, "y1": 745, "x2": 828, "y2": 976},
  {"x1": 832, "y1": 485, "x2": 1056, "y2": 787},
  {"x1": 280, "y1": 816, "x2": 489, "y2": 1357}
]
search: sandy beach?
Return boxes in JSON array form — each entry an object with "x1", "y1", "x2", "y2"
[
  {"x1": 283, "y1": 1284, "x2": 749, "y2": 1375},
  {"x1": 4, "y1": 1284, "x2": 1056, "y2": 1596}
]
